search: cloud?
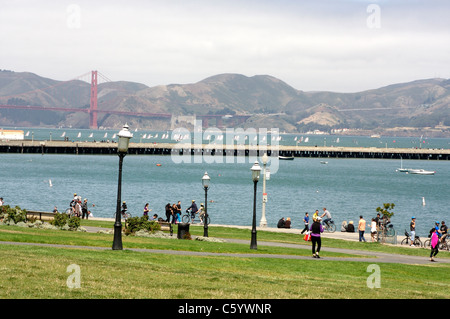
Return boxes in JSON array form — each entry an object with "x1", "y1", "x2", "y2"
[{"x1": 1, "y1": 0, "x2": 450, "y2": 92}]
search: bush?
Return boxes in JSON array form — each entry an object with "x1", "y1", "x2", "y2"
[
  {"x1": 67, "y1": 216, "x2": 81, "y2": 230},
  {"x1": 0, "y1": 205, "x2": 27, "y2": 224},
  {"x1": 51, "y1": 212, "x2": 80, "y2": 230},
  {"x1": 51, "y1": 212, "x2": 69, "y2": 228},
  {"x1": 124, "y1": 215, "x2": 161, "y2": 235}
]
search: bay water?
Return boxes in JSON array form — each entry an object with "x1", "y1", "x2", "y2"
[{"x1": 1, "y1": 146, "x2": 449, "y2": 237}]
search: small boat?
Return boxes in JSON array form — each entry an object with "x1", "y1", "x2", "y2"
[
  {"x1": 396, "y1": 158, "x2": 411, "y2": 172},
  {"x1": 407, "y1": 169, "x2": 436, "y2": 175},
  {"x1": 320, "y1": 161, "x2": 328, "y2": 164},
  {"x1": 279, "y1": 156, "x2": 294, "y2": 160}
]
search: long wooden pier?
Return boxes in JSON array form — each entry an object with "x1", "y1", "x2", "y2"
[{"x1": 0, "y1": 140, "x2": 449, "y2": 160}]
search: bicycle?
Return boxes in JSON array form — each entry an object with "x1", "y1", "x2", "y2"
[
  {"x1": 121, "y1": 210, "x2": 132, "y2": 220},
  {"x1": 182, "y1": 210, "x2": 210, "y2": 225},
  {"x1": 322, "y1": 220, "x2": 336, "y2": 233},
  {"x1": 424, "y1": 235, "x2": 449, "y2": 251},
  {"x1": 65, "y1": 207, "x2": 78, "y2": 217},
  {"x1": 401, "y1": 230, "x2": 422, "y2": 247}
]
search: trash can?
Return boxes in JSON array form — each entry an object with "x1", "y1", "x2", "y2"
[{"x1": 177, "y1": 222, "x2": 190, "y2": 239}]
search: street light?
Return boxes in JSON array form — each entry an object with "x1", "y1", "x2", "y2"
[
  {"x1": 250, "y1": 161, "x2": 261, "y2": 249},
  {"x1": 202, "y1": 171, "x2": 210, "y2": 237},
  {"x1": 260, "y1": 153, "x2": 268, "y2": 228},
  {"x1": 112, "y1": 124, "x2": 133, "y2": 250}
]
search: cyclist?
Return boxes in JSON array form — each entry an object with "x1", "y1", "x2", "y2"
[
  {"x1": 440, "y1": 221, "x2": 448, "y2": 243},
  {"x1": 186, "y1": 200, "x2": 198, "y2": 223},
  {"x1": 320, "y1": 207, "x2": 333, "y2": 227}
]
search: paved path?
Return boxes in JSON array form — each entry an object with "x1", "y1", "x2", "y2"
[{"x1": 1, "y1": 218, "x2": 445, "y2": 265}]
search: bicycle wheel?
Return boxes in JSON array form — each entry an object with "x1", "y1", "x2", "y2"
[
  {"x1": 65, "y1": 208, "x2": 72, "y2": 215},
  {"x1": 414, "y1": 238, "x2": 423, "y2": 248},
  {"x1": 206, "y1": 215, "x2": 210, "y2": 225},
  {"x1": 182, "y1": 214, "x2": 190, "y2": 223},
  {"x1": 423, "y1": 239, "x2": 431, "y2": 248},
  {"x1": 386, "y1": 227, "x2": 395, "y2": 237},
  {"x1": 401, "y1": 238, "x2": 409, "y2": 245},
  {"x1": 329, "y1": 223, "x2": 336, "y2": 233}
]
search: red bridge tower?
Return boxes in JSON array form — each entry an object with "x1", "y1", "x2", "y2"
[{"x1": 89, "y1": 70, "x2": 98, "y2": 129}]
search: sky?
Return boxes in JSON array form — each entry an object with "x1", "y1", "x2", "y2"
[{"x1": 1, "y1": 0, "x2": 450, "y2": 93}]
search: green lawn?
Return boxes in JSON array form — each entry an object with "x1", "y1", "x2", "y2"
[{"x1": 0, "y1": 221, "x2": 449, "y2": 299}]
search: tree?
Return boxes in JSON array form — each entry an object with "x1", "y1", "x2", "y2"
[
  {"x1": 376, "y1": 203, "x2": 395, "y2": 244},
  {"x1": 376, "y1": 203, "x2": 395, "y2": 219}
]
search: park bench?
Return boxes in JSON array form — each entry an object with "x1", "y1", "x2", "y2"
[
  {"x1": 157, "y1": 220, "x2": 173, "y2": 236},
  {"x1": 26, "y1": 210, "x2": 55, "y2": 221}
]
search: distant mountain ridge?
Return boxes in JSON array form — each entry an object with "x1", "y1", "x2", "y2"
[{"x1": 0, "y1": 69, "x2": 449, "y2": 137}]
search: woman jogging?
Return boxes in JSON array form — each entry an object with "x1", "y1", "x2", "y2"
[{"x1": 310, "y1": 217, "x2": 324, "y2": 258}]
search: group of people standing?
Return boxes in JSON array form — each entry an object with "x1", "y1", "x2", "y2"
[
  {"x1": 69, "y1": 193, "x2": 91, "y2": 219},
  {"x1": 163, "y1": 200, "x2": 206, "y2": 224}
]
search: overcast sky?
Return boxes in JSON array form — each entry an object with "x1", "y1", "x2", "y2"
[{"x1": 1, "y1": 0, "x2": 450, "y2": 92}]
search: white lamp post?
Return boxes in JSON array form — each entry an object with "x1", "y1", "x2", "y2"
[
  {"x1": 260, "y1": 153, "x2": 268, "y2": 227},
  {"x1": 202, "y1": 171, "x2": 210, "y2": 237}
]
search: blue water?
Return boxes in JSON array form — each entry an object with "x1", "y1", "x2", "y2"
[{"x1": 0, "y1": 150, "x2": 448, "y2": 237}]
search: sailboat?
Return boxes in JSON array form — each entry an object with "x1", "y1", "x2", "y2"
[
  {"x1": 396, "y1": 158, "x2": 410, "y2": 172},
  {"x1": 103, "y1": 133, "x2": 108, "y2": 138},
  {"x1": 61, "y1": 132, "x2": 66, "y2": 138},
  {"x1": 77, "y1": 132, "x2": 81, "y2": 138},
  {"x1": 88, "y1": 133, "x2": 93, "y2": 138}
]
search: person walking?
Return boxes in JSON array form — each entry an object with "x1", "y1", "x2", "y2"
[
  {"x1": 301, "y1": 212, "x2": 310, "y2": 234},
  {"x1": 358, "y1": 215, "x2": 366, "y2": 242},
  {"x1": 370, "y1": 218, "x2": 377, "y2": 242},
  {"x1": 310, "y1": 217, "x2": 324, "y2": 258},
  {"x1": 430, "y1": 228, "x2": 439, "y2": 262},
  {"x1": 410, "y1": 217, "x2": 416, "y2": 246},
  {"x1": 165, "y1": 203, "x2": 172, "y2": 222},
  {"x1": 143, "y1": 203, "x2": 151, "y2": 217}
]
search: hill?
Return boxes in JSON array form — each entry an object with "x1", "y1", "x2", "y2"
[{"x1": 0, "y1": 69, "x2": 449, "y2": 136}]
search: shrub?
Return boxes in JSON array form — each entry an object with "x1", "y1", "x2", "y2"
[
  {"x1": 67, "y1": 216, "x2": 81, "y2": 230},
  {"x1": 51, "y1": 212, "x2": 69, "y2": 228},
  {"x1": 124, "y1": 215, "x2": 161, "y2": 235},
  {"x1": 2, "y1": 205, "x2": 27, "y2": 224},
  {"x1": 51, "y1": 212, "x2": 80, "y2": 230}
]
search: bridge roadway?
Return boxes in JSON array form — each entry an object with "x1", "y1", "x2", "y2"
[{"x1": 1, "y1": 140, "x2": 449, "y2": 160}]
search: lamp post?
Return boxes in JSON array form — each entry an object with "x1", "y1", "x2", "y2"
[
  {"x1": 202, "y1": 171, "x2": 210, "y2": 237},
  {"x1": 260, "y1": 153, "x2": 268, "y2": 228},
  {"x1": 250, "y1": 161, "x2": 261, "y2": 250},
  {"x1": 112, "y1": 124, "x2": 132, "y2": 250}
]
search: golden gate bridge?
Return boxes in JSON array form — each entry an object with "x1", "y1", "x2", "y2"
[
  {"x1": 0, "y1": 70, "x2": 172, "y2": 129},
  {"x1": 0, "y1": 70, "x2": 251, "y2": 129}
]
